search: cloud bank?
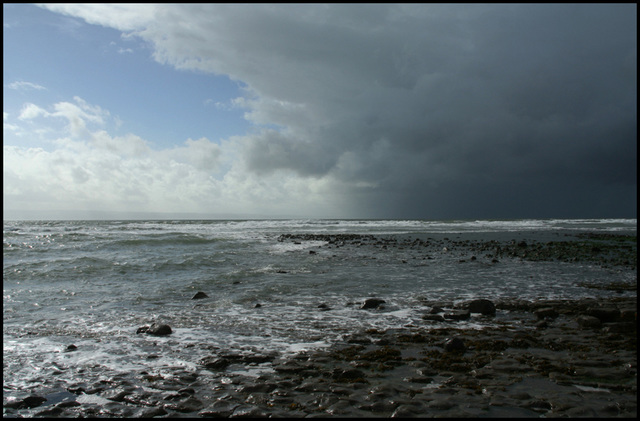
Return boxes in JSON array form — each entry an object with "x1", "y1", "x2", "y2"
[{"x1": 5, "y1": 4, "x2": 637, "y2": 219}]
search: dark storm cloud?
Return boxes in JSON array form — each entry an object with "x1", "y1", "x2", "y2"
[{"x1": 45, "y1": 3, "x2": 637, "y2": 218}]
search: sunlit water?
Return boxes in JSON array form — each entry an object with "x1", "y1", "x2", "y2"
[{"x1": 3, "y1": 218, "x2": 636, "y2": 392}]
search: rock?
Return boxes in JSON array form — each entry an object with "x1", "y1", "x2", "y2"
[
  {"x1": 332, "y1": 368, "x2": 367, "y2": 382},
  {"x1": 199, "y1": 400, "x2": 239, "y2": 418},
  {"x1": 346, "y1": 334, "x2": 372, "y2": 344},
  {"x1": 602, "y1": 322, "x2": 636, "y2": 334},
  {"x1": 443, "y1": 310, "x2": 471, "y2": 321},
  {"x1": 136, "y1": 407, "x2": 168, "y2": 418},
  {"x1": 361, "y1": 298, "x2": 386, "y2": 310},
  {"x1": 423, "y1": 314, "x2": 445, "y2": 322},
  {"x1": 391, "y1": 403, "x2": 429, "y2": 417},
  {"x1": 200, "y1": 356, "x2": 230, "y2": 370},
  {"x1": 586, "y1": 307, "x2": 620, "y2": 323},
  {"x1": 443, "y1": 337, "x2": 466, "y2": 353},
  {"x1": 17, "y1": 395, "x2": 47, "y2": 409},
  {"x1": 102, "y1": 388, "x2": 131, "y2": 402},
  {"x1": 619, "y1": 307, "x2": 636, "y2": 322},
  {"x1": 232, "y1": 404, "x2": 271, "y2": 418},
  {"x1": 147, "y1": 323, "x2": 172, "y2": 336},
  {"x1": 167, "y1": 397, "x2": 204, "y2": 413},
  {"x1": 65, "y1": 344, "x2": 78, "y2": 352},
  {"x1": 191, "y1": 291, "x2": 208, "y2": 300},
  {"x1": 466, "y1": 299, "x2": 496, "y2": 316},
  {"x1": 534, "y1": 307, "x2": 558, "y2": 320},
  {"x1": 136, "y1": 322, "x2": 172, "y2": 336},
  {"x1": 576, "y1": 315, "x2": 602, "y2": 329}
]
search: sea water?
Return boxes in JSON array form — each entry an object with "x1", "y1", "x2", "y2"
[{"x1": 3, "y1": 219, "x2": 636, "y2": 394}]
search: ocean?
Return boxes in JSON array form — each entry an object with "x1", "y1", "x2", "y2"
[{"x1": 3, "y1": 218, "x2": 637, "y2": 411}]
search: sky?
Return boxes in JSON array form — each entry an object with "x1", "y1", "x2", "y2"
[{"x1": 3, "y1": 4, "x2": 637, "y2": 220}]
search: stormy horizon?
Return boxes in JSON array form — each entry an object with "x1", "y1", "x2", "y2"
[{"x1": 3, "y1": 4, "x2": 637, "y2": 220}]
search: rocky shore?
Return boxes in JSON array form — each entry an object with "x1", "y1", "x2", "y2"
[
  {"x1": 4, "y1": 232, "x2": 636, "y2": 418},
  {"x1": 5, "y1": 295, "x2": 636, "y2": 418}
]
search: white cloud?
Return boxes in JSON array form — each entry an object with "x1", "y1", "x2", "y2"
[
  {"x1": 4, "y1": 97, "x2": 346, "y2": 218},
  {"x1": 7, "y1": 81, "x2": 47, "y2": 90},
  {"x1": 18, "y1": 103, "x2": 48, "y2": 120},
  {"x1": 40, "y1": 3, "x2": 157, "y2": 32}
]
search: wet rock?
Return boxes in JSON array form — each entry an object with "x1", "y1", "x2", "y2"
[
  {"x1": 423, "y1": 314, "x2": 445, "y2": 322},
  {"x1": 199, "y1": 400, "x2": 240, "y2": 417},
  {"x1": 200, "y1": 356, "x2": 230, "y2": 370},
  {"x1": 34, "y1": 406, "x2": 64, "y2": 417},
  {"x1": 466, "y1": 299, "x2": 496, "y2": 316},
  {"x1": 443, "y1": 309, "x2": 471, "y2": 321},
  {"x1": 346, "y1": 333, "x2": 372, "y2": 344},
  {"x1": 429, "y1": 306, "x2": 445, "y2": 314},
  {"x1": 192, "y1": 291, "x2": 208, "y2": 300},
  {"x1": 167, "y1": 396, "x2": 204, "y2": 413},
  {"x1": 236, "y1": 383, "x2": 277, "y2": 394},
  {"x1": 619, "y1": 308, "x2": 636, "y2": 322},
  {"x1": 391, "y1": 403, "x2": 429, "y2": 417},
  {"x1": 332, "y1": 368, "x2": 367, "y2": 382},
  {"x1": 4, "y1": 395, "x2": 47, "y2": 409},
  {"x1": 602, "y1": 321, "x2": 636, "y2": 334},
  {"x1": 103, "y1": 388, "x2": 131, "y2": 402},
  {"x1": 443, "y1": 337, "x2": 466, "y2": 353},
  {"x1": 137, "y1": 322, "x2": 172, "y2": 336},
  {"x1": 136, "y1": 406, "x2": 168, "y2": 418},
  {"x1": 361, "y1": 298, "x2": 386, "y2": 309},
  {"x1": 231, "y1": 404, "x2": 271, "y2": 418},
  {"x1": 528, "y1": 400, "x2": 552, "y2": 412},
  {"x1": 586, "y1": 307, "x2": 620, "y2": 322},
  {"x1": 534, "y1": 307, "x2": 558, "y2": 320},
  {"x1": 576, "y1": 315, "x2": 602, "y2": 329}
]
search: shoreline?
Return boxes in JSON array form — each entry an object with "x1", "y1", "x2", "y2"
[
  {"x1": 3, "y1": 231, "x2": 637, "y2": 418},
  {"x1": 5, "y1": 298, "x2": 636, "y2": 418}
]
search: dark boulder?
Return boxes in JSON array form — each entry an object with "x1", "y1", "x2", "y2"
[
  {"x1": 576, "y1": 315, "x2": 602, "y2": 329},
  {"x1": 4, "y1": 395, "x2": 47, "y2": 409},
  {"x1": 191, "y1": 291, "x2": 209, "y2": 300},
  {"x1": 200, "y1": 356, "x2": 230, "y2": 370},
  {"x1": 361, "y1": 298, "x2": 386, "y2": 310},
  {"x1": 466, "y1": 299, "x2": 496, "y2": 316},
  {"x1": 586, "y1": 307, "x2": 620, "y2": 323},
  {"x1": 444, "y1": 337, "x2": 466, "y2": 353},
  {"x1": 137, "y1": 322, "x2": 172, "y2": 336}
]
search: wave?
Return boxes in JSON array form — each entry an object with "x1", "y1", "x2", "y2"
[{"x1": 110, "y1": 233, "x2": 222, "y2": 247}]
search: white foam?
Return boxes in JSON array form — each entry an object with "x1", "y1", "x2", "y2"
[
  {"x1": 268, "y1": 240, "x2": 327, "y2": 254},
  {"x1": 574, "y1": 384, "x2": 611, "y2": 393},
  {"x1": 76, "y1": 393, "x2": 112, "y2": 405}
]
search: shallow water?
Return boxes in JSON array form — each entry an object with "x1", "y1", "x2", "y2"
[{"x1": 3, "y1": 218, "x2": 636, "y2": 396}]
